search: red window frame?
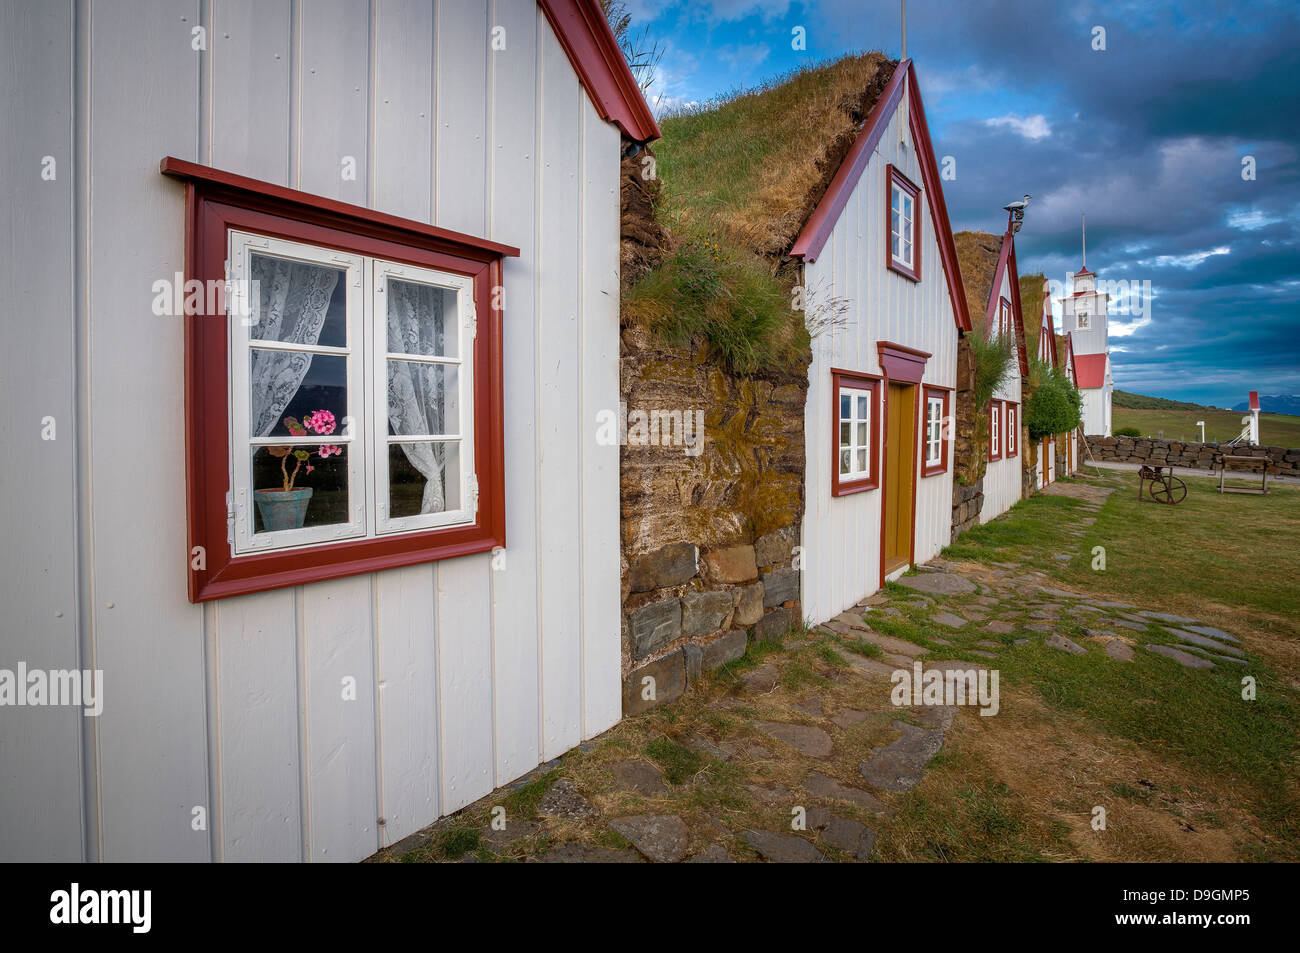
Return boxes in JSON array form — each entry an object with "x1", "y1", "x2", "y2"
[
  {"x1": 989, "y1": 400, "x2": 1003, "y2": 461},
  {"x1": 1005, "y1": 401, "x2": 1018, "y2": 457},
  {"x1": 998, "y1": 297, "x2": 1011, "y2": 339},
  {"x1": 921, "y1": 385, "x2": 951, "y2": 477},
  {"x1": 885, "y1": 164, "x2": 921, "y2": 282},
  {"x1": 831, "y1": 369, "x2": 881, "y2": 496},
  {"x1": 160, "y1": 157, "x2": 515, "y2": 603}
]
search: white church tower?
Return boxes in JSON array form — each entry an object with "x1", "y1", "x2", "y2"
[{"x1": 1057, "y1": 216, "x2": 1113, "y2": 436}]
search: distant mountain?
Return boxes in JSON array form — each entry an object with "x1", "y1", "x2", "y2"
[
  {"x1": 1232, "y1": 394, "x2": 1300, "y2": 416},
  {"x1": 1112, "y1": 390, "x2": 1209, "y2": 411}
]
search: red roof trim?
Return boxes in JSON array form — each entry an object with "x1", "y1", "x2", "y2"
[
  {"x1": 789, "y1": 61, "x2": 971, "y2": 333},
  {"x1": 1074, "y1": 265, "x2": 1094, "y2": 277},
  {"x1": 1005, "y1": 235, "x2": 1030, "y2": 378},
  {"x1": 909, "y1": 71, "x2": 971, "y2": 332},
  {"x1": 1073, "y1": 353, "x2": 1108, "y2": 389},
  {"x1": 790, "y1": 60, "x2": 908, "y2": 263},
  {"x1": 538, "y1": 0, "x2": 661, "y2": 142}
]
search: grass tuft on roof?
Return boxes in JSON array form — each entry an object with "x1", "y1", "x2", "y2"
[
  {"x1": 623, "y1": 53, "x2": 897, "y2": 377},
  {"x1": 954, "y1": 230, "x2": 1002, "y2": 329}
]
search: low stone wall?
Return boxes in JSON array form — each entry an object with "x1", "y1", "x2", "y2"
[
  {"x1": 620, "y1": 326, "x2": 808, "y2": 715},
  {"x1": 951, "y1": 477, "x2": 984, "y2": 539},
  {"x1": 1085, "y1": 435, "x2": 1300, "y2": 476}
]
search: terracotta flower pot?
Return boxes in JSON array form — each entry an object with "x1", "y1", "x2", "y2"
[{"x1": 255, "y1": 487, "x2": 313, "y2": 531}]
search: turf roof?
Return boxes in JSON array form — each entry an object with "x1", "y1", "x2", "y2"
[
  {"x1": 652, "y1": 52, "x2": 898, "y2": 262},
  {"x1": 954, "y1": 230, "x2": 1003, "y2": 329}
]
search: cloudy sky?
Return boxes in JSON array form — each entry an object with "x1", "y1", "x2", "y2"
[{"x1": 623, "y1": 0, "x2": 1300, "y2": 408}]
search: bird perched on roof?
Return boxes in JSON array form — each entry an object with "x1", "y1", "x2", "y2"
[{"x1": 1004, "y1": 194, "x2": 1031, "y2": 233}]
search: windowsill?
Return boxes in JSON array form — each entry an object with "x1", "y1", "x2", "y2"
[
  {"x1": 887, "y1": 258, "x2": 920, "y2": 282},
  {"x1": 833, "y1": 476, "x2": 879, "y2": 497},
  {"x1": 921, "y1": 463, "x2": 947, "y2": 478}
]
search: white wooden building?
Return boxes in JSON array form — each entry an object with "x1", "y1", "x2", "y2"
[
  {"x1": 1, "y1": 0, "x2": 657, "y2": 863},
  {"x1": 969, "y1": 231, "x2": 1026, "y2": 522},
  {"x1": 793, "y1": 60, "x2": 972, "y2": 624},
  {"x1": 1060, "y1": 265, "x2": 1113, "y2": 436}
]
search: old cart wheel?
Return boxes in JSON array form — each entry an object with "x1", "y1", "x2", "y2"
[{"x1": 1150, "y1": 477, "x2": 1186, "y2": 504}]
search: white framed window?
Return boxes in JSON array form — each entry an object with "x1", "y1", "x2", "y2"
[
  {"x1": 839, "y1": 386, "x2": 872, "y2": 480},
  {"x1": 1006, "y1": 404, "x2": 1018, "y2": 456},
  {"x1": 891, "y1": 185, "x2": 914, "y2": 269},
  {"x1": 372, "y1": 260, "x2": 476, "y2": 535},
  {"x1": 1077, "y1": 312, "x2": 1090, "y2": 329},
  {"x1": 227, "y1": 230, "x2": 477, "y2": 555},
  {"x1": 990, "y1": 402, "x2": 1002, "y2": 459},
  {"x1": 925, "y1": 396, "x2": 944, "y2": 466}
]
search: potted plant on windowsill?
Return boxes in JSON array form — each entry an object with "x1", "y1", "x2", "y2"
[{"x1": 256, "y1": 409, "x2": 342, "y2": 532}]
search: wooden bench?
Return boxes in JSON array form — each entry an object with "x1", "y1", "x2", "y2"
[{"x1": 1217, "y1": 454, "x2": 1271, "y2": 495}]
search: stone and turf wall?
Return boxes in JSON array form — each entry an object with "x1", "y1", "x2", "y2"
[
  {"x1": 619, "y1": 325, "x2": 808, "y2": 715},
  {"x1": 1084, "y1": 435, "x2": 1300, "y2": 476}
]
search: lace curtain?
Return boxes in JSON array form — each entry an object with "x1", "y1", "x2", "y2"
[
  {"x1": 249, "y1": 255, "x2": 340, "y2": 437},
  {"x1": 387, "y1": 281, "x2": 448, "y2": 514}
]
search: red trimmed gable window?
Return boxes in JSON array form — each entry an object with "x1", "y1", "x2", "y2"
[
  {"x1": 832, "y1": 370, "x2": 880, "y2": 495},
  {"x1": 998, "y1": 297, "x2": 1012, "y2": 340},
  {"x1": 1005, "y1": 402, "x2": 1018, "y2": 457},
  {"x1": 886, "y1": 165, "x2": 921, "y2": 281},
  {"x1": 922, "y1": 386, "x2": 950, "y2": 477},
  {"x1": 162, "y1": 159, "x2": 511, "y2": 602}
]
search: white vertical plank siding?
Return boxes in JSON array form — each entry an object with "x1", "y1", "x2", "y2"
[
  {"x1": 487, "y1": 0, "x2": 542, "y2": 787},
  {"x1": 801, "y1": 74, "x2": 957, "y2": 625},
  {"x1": 3, "y1": 0, "x2": 625, "y2": 864},
  {"x1": 536, "y1": 26, "x2": 584, "y2": 760},
  {"x1": 297, "y1": 0, "x2": 369, "y2": 202},
  {"x1": 579, "y1": 97, "x2": 623, "y2": 738},
  {"x1": 213, "y1": 592, "x2": 303, "y2": 861},
  {"x1": 980, "y1": 267, "x2": 1024, "y2": 523},
  {"x1": 374, "y1": 563, "x2": 440, "y2": 847},
  {"x1": 301, "y1": 577, "x2": 379, "y2": 861},
  {"x1": 86, "y1": 0, "x2": 211, "y2": 863},
  {"x1": 0, "y1": 0, "x2": 85, "y2": 863},
  {"x1": 209, "y1": 0, "x2": 292, "y2": 182}
]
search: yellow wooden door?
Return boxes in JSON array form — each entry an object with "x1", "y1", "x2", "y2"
[{"x1": 883, "y1": 383, "x2": 915, "y2": 573}]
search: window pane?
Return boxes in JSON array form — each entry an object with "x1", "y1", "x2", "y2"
[
  {"x1": 840, "y1": 393, "x2": 851, "y2": 418},
  {"x1": 857, "y1": 394, "x2": 869, "y2": 419},
  {"x1": 249, "y1": 253, "x2": 347, "y2": 348},
  {"x1": 840, "y1": 421, "x2": 851, "y2": 447},
  {"x1": 387, "y1": 360, "x2": 460, "y2": 436},
  {"x1": 251, "y1": 443, "x2": 350, "y2": 534},
  {"x1": 388, "y1": 441, "x2": 461, "y2": 517},
  {"x1": 253, "y1": 352, "x2": 347, "y2": 439},
  {"x1": 891, "y1": 234, "x2": 900, "y2": 259},
  {"x1": 839, "y1": 449, "x2": 851, "y2": 475},
  {"x1": 892, "y1": 187, "x2": 901, "y2": 214},
  {"x1": 856, "y1": 448, "x2": 867, "y2": 473},
  {"x1": 387, "y1": 278, "x2": 459, "y2": 358},
  {"x1": 857, "y1": 421, "x2": 867, "y2": 446}
]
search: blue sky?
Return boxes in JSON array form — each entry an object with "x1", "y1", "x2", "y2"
[{"x1": 622, "y1": 0, "x2": 1300, "y2": 408}]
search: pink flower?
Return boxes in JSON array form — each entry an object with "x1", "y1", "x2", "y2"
[
  {"x1": 304, "y1": 409, "x2": 336, "y2": 435},
  {"x1": 305, "y1": 465, "x2": 315, "y2": 474},
  {"x1": 318, "y1": 444, "x2": 342, "y2": 458}
]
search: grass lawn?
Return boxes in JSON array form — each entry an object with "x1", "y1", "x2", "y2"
[
  {"x1": 1113, "y1": 404, "x2": 1300, "y2": 445},
  {"x1": 923, "y1": 470, "x2": 1300, "y2": 860}
]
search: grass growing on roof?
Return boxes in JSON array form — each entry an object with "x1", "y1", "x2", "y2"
[{"x1": 622, "y1": 53, "x2": 896, "y2": 376}]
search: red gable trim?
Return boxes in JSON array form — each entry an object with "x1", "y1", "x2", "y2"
[
  {"x1": 1249, "y1": 390, "x2": 1260, "y2": 410},
  {"x1": 980, "y1": 233, "x2": 1028, "y2": 379},
  {"x1": 1073, "y1": 353, "x2": 1107, "y2": 389},
  {"x1": 790, "y1": 61, "x2": 971, "y2": 333},
  {"x1": 1074, "y1": 265, "x2": 1094, "y2": 276},
  {"x1": 539, "y1": 0, "x2": 661, "y2": 142},
  {"x1": 1005, "y1": 235, "x2": 1030, "y2": 378},
  {"x1": 789, "y1": 60, "x2": 908, "y2": 263}
]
